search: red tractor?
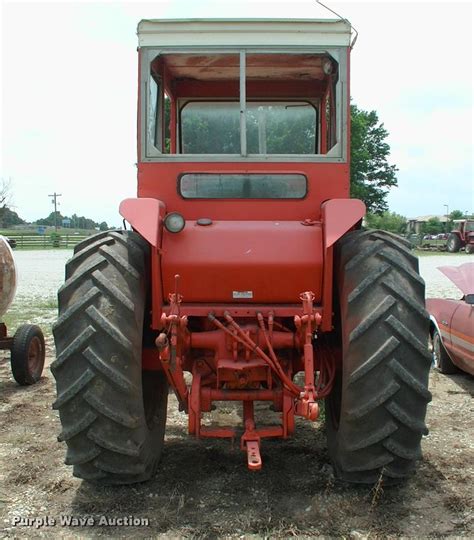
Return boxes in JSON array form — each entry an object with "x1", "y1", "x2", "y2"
[
  {"x1": 446, "y1": 219, "x2": 474, "y2": 254},
  {"x1": 53, "y1": 19, "x2": 431, "y2": 485}
]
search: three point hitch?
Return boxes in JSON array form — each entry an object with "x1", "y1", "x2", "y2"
[{"x1": 157, "y1": 276, "x2": 332, "y2": 470}]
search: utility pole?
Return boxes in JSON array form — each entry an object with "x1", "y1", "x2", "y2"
[
  {"x1": 49, "y1": 192, "x2": 62, "y2": 231},
  {"x1": 444, "y1": 204, "x2": 449, "y2": 233}
]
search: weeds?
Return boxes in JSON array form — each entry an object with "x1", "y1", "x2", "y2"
[
  {"x1": 370, "y1": 469, "x2": 385, "y2": 507},
  {"x1": 7, "y1": 464, "x2": 46, "y2": 485},
  {"x1": 444, "y1": 494, "x2": 470, "y2": 513}
]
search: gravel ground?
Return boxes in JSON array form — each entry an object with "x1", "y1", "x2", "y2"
[{"x1": 0, "y1": 248, "x2": 472, "y2": 538}]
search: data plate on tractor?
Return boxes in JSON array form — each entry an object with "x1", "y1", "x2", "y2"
[{"x1": 233, "y1": 291, "x2": 253, "y2": 299}]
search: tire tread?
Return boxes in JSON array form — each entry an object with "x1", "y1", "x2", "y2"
[
  {"x1": 52, "y1": 231, "x2": 168, "y2": 484},
  {"x1": 326, "y1": 229, "x2": 431, "y2": 484}
]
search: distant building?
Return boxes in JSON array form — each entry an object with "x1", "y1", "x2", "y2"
[
  {"x1": 62, "y1": 218, "x2": 71, "y2": 228},
  {"x1": 407, "y1": 215, "x2": 449, "y2": 234}
]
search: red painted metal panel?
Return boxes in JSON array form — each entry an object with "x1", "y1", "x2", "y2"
[
  {"x1": 161, "y1": 220, "x2": 323, "y2": 303},
  {"x1": 321, "y1": 198, "x2": 366, "y2": 248},
  {"x1": 438, "y1": 263, "x2": 474, "y2": 295},
  {"x1": 174, "y1": 79, "x2": 325, "y2": 99},
  {"x1": 138, "y1": 162, "x2": 350, "y2": 221},
  {"x1": 119, "y1": 198, "x2": 166, "y2": 247},
  {"x1": 162, "y1": 303, "x2": 316, "y2": 317},
  {"x1": 444, "y1": 305, "x2": 474, "y2": 374},
  {"x1": 427, "y1": 297, "x2": 474, "y2": 375}
]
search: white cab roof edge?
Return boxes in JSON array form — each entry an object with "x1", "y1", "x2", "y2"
[{"x1": 137, "y1": 19, "x2": 352, "y2": 48}]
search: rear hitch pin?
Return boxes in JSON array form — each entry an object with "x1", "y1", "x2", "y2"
[{"x1": 246, "y1": 440, "x2": 262, "y2": 471}]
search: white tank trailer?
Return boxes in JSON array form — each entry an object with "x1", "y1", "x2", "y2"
[{"x1": 0, "y1": 237, "x2": 45, "y2": 385}]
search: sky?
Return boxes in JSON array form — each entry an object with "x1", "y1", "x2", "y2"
[{"x1": 1, "y1": 0, "x2": 473, "y2": 226}]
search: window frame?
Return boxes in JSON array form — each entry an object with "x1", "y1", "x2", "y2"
[
  {"x1": 140, "y1": 47, "x2": 348, "y2": 163},
  {"x1": 178, "y1": 99, "x2": 319, "y2": 155}
]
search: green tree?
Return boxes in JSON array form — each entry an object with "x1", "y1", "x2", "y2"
[
  {"x1": 1, "y1": 208, "x2": 25, "y2": 227},
  {"x1": 350, "y1": 104, "x2": 398, "y2": 214},
  {"x1": 446, "y1": 209, "x2": 465, "y2": 233},
  {"x1": 422, "y1": 217, "x2": 443, "y2": 235},
  {"x1": 36, "y1": 212, "x2": 103, "y2": 230},
  {"x1": 449, "y1": 210, "x2": 464, "y2": 220},
  {"x1": 36, "y1": 211, "x2": 64, "y2": 226},
  {"x1": 366, "y1": 211, "x2": 407, "y2": 234},
  {"x1": 69, "y1": 215, "x2": 96, "y2": 230}
]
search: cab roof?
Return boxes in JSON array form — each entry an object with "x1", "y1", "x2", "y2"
[{"x1": 137, "y1": 18, "x2": 352, "y2": 48}]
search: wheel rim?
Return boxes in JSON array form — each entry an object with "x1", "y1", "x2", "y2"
[
  {"x1": 28, "y1": 336, "x2": 44, "y2": 377},
  {"x1": 432, "y1": 334, "x2": 441, "y2": 369}
]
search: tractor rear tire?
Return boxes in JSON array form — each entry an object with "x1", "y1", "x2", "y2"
[
  {"x1": 326, "y1": 230, "x2": 432, "y2": 484},
  {"x1": 446, "y1": 233, "x2": 461, "y2": 253},
  {"x1": 52, "y1": 230, "x2": 168, "y2": 484}
]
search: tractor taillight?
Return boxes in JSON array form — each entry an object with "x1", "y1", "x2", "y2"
[{"x1": 164, "y1": 212, "x2": 185, "y2": 233}]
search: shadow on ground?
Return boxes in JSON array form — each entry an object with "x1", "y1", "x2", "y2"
[
  {"x1": 68, "y1": 419, "x2": 466, "y2": 538},
  {"x1": 444, "y1": 371, "x2": 474, "y2": 397}
]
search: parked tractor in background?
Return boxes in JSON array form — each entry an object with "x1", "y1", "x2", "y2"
[
  {"x1": 0, "y1": 236, "x2": 45, "y2": 385},
  {"x1": 447, "y1": 219, "x2": 474, "y2": 254},
  {"x1": 53, "y1": 19, "x2": 431, "y2": 485}
]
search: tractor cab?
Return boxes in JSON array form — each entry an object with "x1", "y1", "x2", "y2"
[{"x1": 138, "y1": 19, "x2": 349, "y2": 161}]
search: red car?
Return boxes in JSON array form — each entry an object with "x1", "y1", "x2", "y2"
[{"x1": 427, "y1": 263, "x2": 474, "y2": 375}]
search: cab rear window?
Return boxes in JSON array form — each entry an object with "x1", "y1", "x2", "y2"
[{"x1": 179, "y1": 173, "x2": 307, "y2": 199}]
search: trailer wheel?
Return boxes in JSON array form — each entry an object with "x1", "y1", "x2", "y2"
[
  {"x1": 446, "y1": 233, "x2": 461, "y2": 253},
  {"x1": 432, "y1": 329, "x2": 458, "y2": 374},
  {"x1": 52, "y1": 230, "x2": 168, "y2": 484},
  {"x1": 11, "y1": 324, "x2": 45, "y2": 385},
  {"x1": 326, "y1": 230, "x2": 432, "y2": 484}
]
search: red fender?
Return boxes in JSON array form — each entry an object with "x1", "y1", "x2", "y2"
[
  {"x1": 119, "y1": 198, "x2": 166, "y2": 247},
  {"x1": 320, "y1": 198, "x2": 366, "y2": 332},
  {"x1": 120, "y1": 197, "x2": 167, "y2": 328},
  {"x1": 321, "y1": 198, "x2": 366, "y2": 248}
]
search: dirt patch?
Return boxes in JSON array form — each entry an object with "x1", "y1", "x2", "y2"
[{"x1": 0, "y1": 351, "x2": 472, "y2": 538}]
